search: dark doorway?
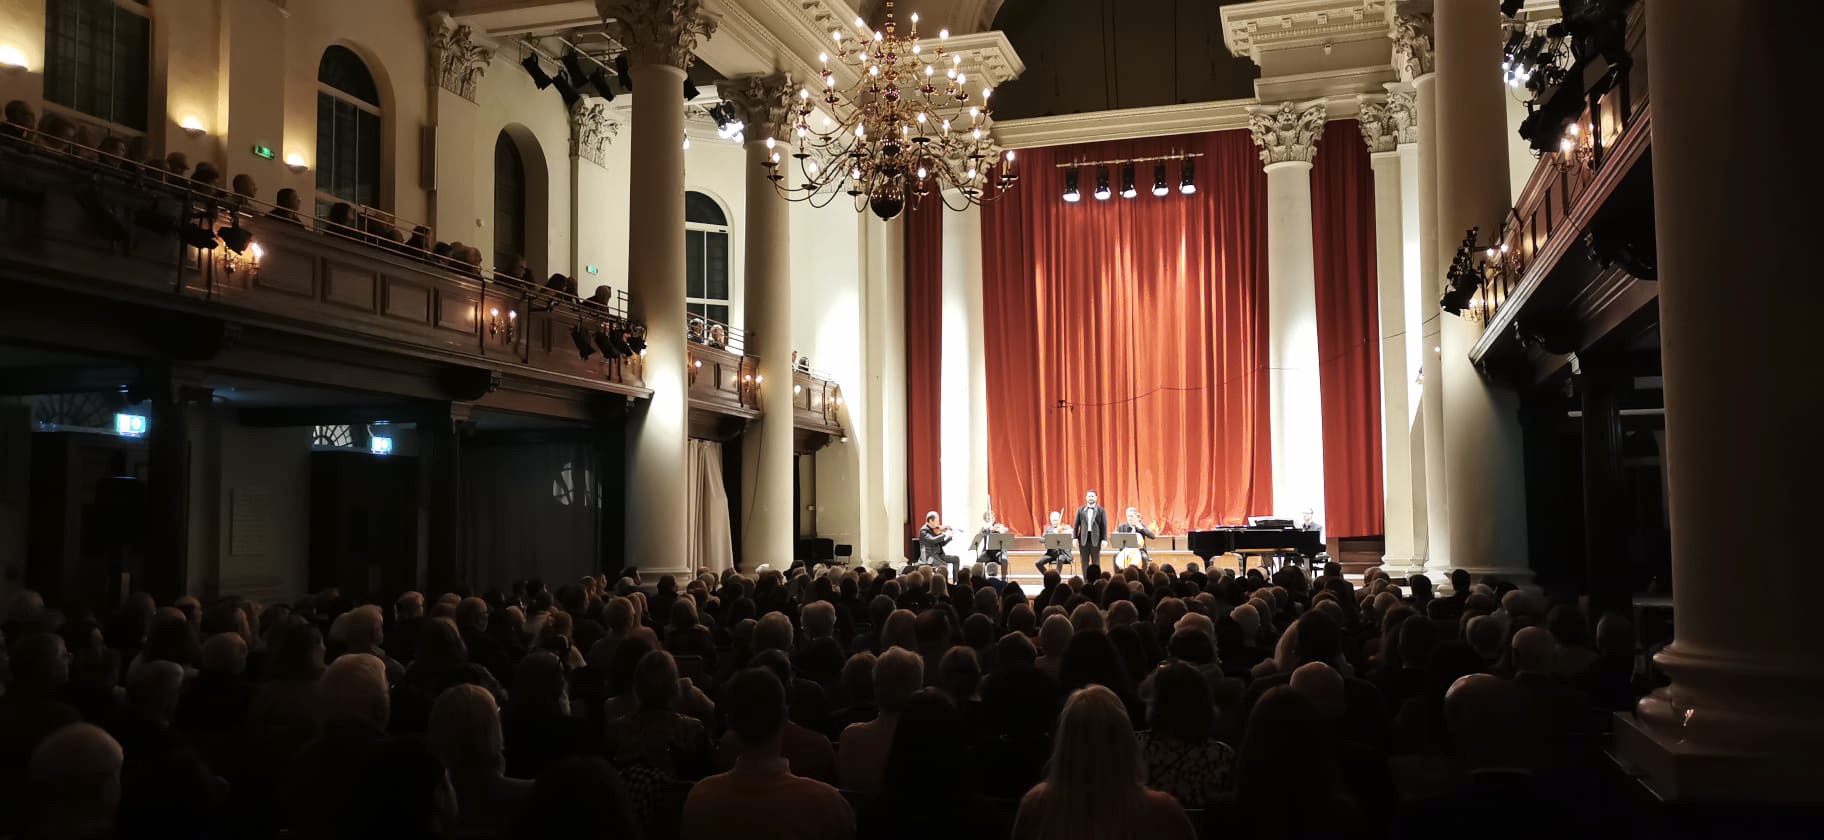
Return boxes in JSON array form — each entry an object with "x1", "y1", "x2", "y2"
[{"x1": 309, "y1": 451, "x2": 419, "y2": 601}]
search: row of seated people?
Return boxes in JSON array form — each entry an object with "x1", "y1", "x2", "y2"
[
  {"x1": 0, "y1": 559, "x2": 1660, "y2": 840},
  {"x1": 1, "y1": 99, "x2": 614, "y2": 311}
]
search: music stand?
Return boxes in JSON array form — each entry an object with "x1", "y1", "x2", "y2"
[
  {"x1": 1108, "y1": 532, "x2": 1142, "y2": 551},
  {"x1": 1041, "y1": 533, "x2": 1075, "y2": 573},
  {"x1": 985, "y1": 533, "x2": 1017, "y2": 553}
]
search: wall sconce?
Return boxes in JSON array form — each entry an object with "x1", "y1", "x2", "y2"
[
  {"x1": 693, "y1": 358, "x2": 702, "y2": 369},
  {"x1": 793, "y1": 384, "x2": 802, "y2": 395},
  {"x1": 488, "y1": 306, "x2": 517, "y2": 341},
  {"x1": 284, "y1": 152, "x2": 309, "y2": 174},
  {"x1": 180, "y1": 116, "x2": 206, "y2": 138},
  {"x1": 223, "y1": 241, "x2": 264, "y2": 276},
  {"x1": 0, "y1": 46, "x2": 27, "y2": 72}
]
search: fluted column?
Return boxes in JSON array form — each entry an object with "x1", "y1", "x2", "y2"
[
  {"x1": 1433, "y1": 0, "x2": 1529, "y2": 584},
  {"x1": 725, "y1": 74, "x2": 797, "y2": 572},
  {"x1": 1249, "y1": 100, "x2": 1327, "y2": 525},
  {"x1": 599, "y1": 0, "x2": 716, "y2": 577},
  {"x1": 1613, "y1": 0, "x2": 1824, "y2": 804},
  {"x1": 1358, "y1": 92, "x2": 1423, "y2": 576},
  {"x1": 1395, "y1": 11, "x2": 1452, "y2": 586}
]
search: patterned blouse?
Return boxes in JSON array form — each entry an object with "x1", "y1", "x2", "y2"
[{"x1": 1137, "y1": 732, "x2": 1236, "y2": 810}]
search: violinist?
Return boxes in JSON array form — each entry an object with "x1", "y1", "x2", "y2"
[
  {"x1": 968, "y1": 510, "x2": 1011, "y2": 568},
  {"x1": 917, "y1": 511, "x2": 962, "y2": 581}
]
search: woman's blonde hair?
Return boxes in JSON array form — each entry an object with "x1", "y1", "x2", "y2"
[
  {"x1": 1028, "y1": 685, "x2": 1148, "y2": 839},
  {"x1": 428, "y1": 684, "x2": 502, "y2": 774}
]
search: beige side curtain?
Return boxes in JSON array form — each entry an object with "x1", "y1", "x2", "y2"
[{"x1": 687, "y1": 440, "x2": 734, "y2": 575}]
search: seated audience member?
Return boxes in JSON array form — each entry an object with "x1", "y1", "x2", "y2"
[
  {"x1": 111, "y1": 660, "x2": 224, "y2": 839},
  {"x1": 838, "y1": 645, "x2": 922, "y2": 793},
  {"x1": 832, "y1": 651, "x2": 878, "y2": 726},
  {"x1": 1577, "y1": 614, "x2": 1643, "y2": 713},
  {"x1": 503, "y1": 651, "x2": 600, "y2": 780},
  {"x1": 1138, "y1": 661, "x2": 1235, "y2": 809},
  {"x1": 333, "y1": 604, "x2": 404, "y2": 685},
  {"x1": 978, "y1": 632, "x2": 1063, "y2": 799},
  {"x1": 688, "y1": 317, "x2": 708, "y2": 344},
  {"x1": 405, "y1": 225, "x2": 431, "y2": 251},
  {"x1": 665, "y1": 597, "x2": 717, "y2": 668},
  {"x1": 247, "y1": 622, "x2": 326, "y2": 762},
  {"x1": 3, "y1": 99, "x2": 37, "y2": 137},
  {"x1": 341, "y1": 735, "x2": 458, "y2": 839},
  {"x1": 1397, "y1": 674, "x2": 1580, "y2": 837},
  {"x1": 588, "y1": 285, "x2": 614, "y2": 306},
  {"x1": 1510, "y1": 626, "x2": 1592, "y2": 760},
  {"x1": 430, "y1": 684, "x2": 532, "y2": 836},
  {"x1": 513, "y1": 756, "x2": 641, "y2": 839},
  {"x1": 287, "y1": 654, "x2": 391, "y2": 840},
  {"x1": 231, "y1": 173, "x2": 258, "y2": 200},
  {"x1": 455, "y1": 596, "x2": 514, "y2": 683},
  {"x1": 1465, "y1": 614, "x2": 1506, "y2": 671},
  {"x1": 325, "y1": 202, "x2": 356, "y2": 231},
  {"x1": 270, "y1": 188, "x2": 303, "y2": 222},
  {"x1": 706, "y1": 322, "x2": 728, "y2": 349},
  {"x1": 717, "y1": 649, "x2": 838, "y2": 783},
  {"x1": 604, "y1": 649, "x2": 712, "y2": 779},
  {"x1": 1229, "y1": 687, "x2": 1360, "y2": 838},
  {"x1": 682, "y1": 668, "x2": 856, "y2": 840},
  {"x1": 1057, "y1": 629, "x2": 1144, "y2": 727},
  {"x1": 173, "y1": 633, "x2": 253, "y2": 771},
  {"x1": 392, "y1": 617, "x2": 505, "y2": 734},
  {"x1": 386, "y1": 591, "x2": 426, "y2": 664},
  {"x1": 1546, "y1": 605, "x2": 1600, "y2": 677},
  {"x1": 26, "y1": 723, "x2": 125, "y2": 840},
  {"x1": 860, "y1": 688, "x2": 1008, "y2": 839},
  {"x1": 544, "y1": 272, "x2": 578, "y2": 297},
  {"x1": 938, "y1": 644, "x2": 984, "y2": 703},
  {"x1": 1035, "y1": 614, "x2": 1073, "y2": 678},
  {"x1": 1013, "y1": 685, "x2": 1195, "y2": 840}
]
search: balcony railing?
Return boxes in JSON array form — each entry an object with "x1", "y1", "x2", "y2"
[{"x1": 0, "y1": 123, "x2": 646, "y2": 396}]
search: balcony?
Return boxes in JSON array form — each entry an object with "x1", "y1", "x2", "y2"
[
  {"x1": 1468, "y1": 1, "x2": 1655, "y2": 382},
  {"x1": 0, "y1": 123, "x2": 647, "y2": 410}
]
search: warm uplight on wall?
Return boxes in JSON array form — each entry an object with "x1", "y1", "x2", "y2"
[
  {"x1": 180, "y1": 116, "x2": 206, "y2": 137},
  {"x1": 285, "y1": 153, "x2": 309, "y2": 173},
  {"x1": 0, "y1": 45, "x2": 27, "y2": 71}
]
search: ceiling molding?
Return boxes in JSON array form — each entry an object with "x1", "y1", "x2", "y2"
[
  {"x1": 1220, "y1": 0, "x2": 1393, "y2": 64},
  {"x1": 938, "y1": 30, "x2": 1026, "y2": 88},
  {"x1": 992, "y1": 99, "x2": 1259, "y2": 149}
]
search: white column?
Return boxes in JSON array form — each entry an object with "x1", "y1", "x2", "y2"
[
  {"x1": 1433, "y1": 0, "x2": 1529, "y2": 585},
  {"x1": 1359, "y1": 93, "x2": 1421, "y2": 575},
  {"x1": 1394, "y1": 87, "x2": 1430, "y2": 567},
  {"x1": 860, "y1": 217, "x2": 907, "y2": 566},
  {"x1": 940, "y1": 198, "x2": 989, "y2": 534},
  {"x1": 1395, "y1": 12, "x2": 1452, "y2": 585},
  {"x1": 726, "y1": 74, "x2": 796, "y2": 572},
  {"x1": 601, "y1": 0, "x2": 715, "y2": 579},
  {"x1": 1612, "y1": 0, "x2": 1824, "y2": 804},
  {"x1": 1249, "y1": 101, "x2": 1327, "y2": 524}
]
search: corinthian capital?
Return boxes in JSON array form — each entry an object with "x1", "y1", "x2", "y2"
[
  {"x1": 720, "y1": 73, "x2": 796, "y2": 143},
  {"x1": 1390, "y1": 12, "x2": 1434, "y2": 82},
  {"x1": 597, "y1": 0, "x2": 718, "y2": 70},
  {"x1": 1248, "y1": 101, "x2": 1326, "y2": 166},
  {"x1": 570, "y1": 101, "x2": 620, "y2": 167},
  {"x1": 428, "y1": 12, "x2": 495, "y2": 102}
]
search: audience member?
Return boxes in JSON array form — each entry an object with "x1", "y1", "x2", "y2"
[
  {"x1": 1013, "y1": 685, "x2": 1195, "y2": 840},
  {"x1": 682, "y1": 668, "x2": 855, "y2": 840}
]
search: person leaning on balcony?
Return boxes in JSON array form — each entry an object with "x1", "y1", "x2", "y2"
[
  {"x1": 2, "y1": 100, "x2": 35, "y2": 138},
  {"x1": 688, "y1": 318, "x2": 707, "y2": 344},
  {"x1": 707, "y1": 323, "x2": 727, "y2": 349},
  {"x1": 545, "y1": 273, "x2": 578, "y2": 297},
  {"x1": 270, "y1": 189, "x2": 303, "y2": 223}
]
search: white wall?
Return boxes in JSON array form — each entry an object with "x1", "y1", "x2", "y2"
[{"x1": 214, "y1": 421, "x2": 312, "y2": 604}]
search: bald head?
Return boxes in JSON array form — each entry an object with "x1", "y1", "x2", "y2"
[
  {"x1": 321, "y1": 653, "x2": 390, "y2": 727},
  {"x1": 1511, "y1": 626, "x2": 1557, "y2": 675},
  {"x1": 1445, "y1": 674, "x2": 1528, "y2": 764},
  {"x1": 1466, "y1": 614, "x2": 1504, "y2": 662},
  {"x1": 1289, "y1": 661, "x2": 1346, "y2": 721},
  {"x1": 31, "y1": 723, "x2": 124, "y2": 821},
  {"x1": 200, "y1": 633, "x2": 248, "y2": 675},
  {"x1": 126, "y1": 660, "x2": 185, "y2": 723}
]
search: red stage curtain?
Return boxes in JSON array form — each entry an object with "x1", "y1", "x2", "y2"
[
  {"x1": 904, "y1": 195, "x2": 946, "y2": 548},
  {"x1": 1311, "y1": 119, "x2": 1384, "y2": 538},
  {"x1": 981, "y1": 130, "x2": 1271, "y2": 536}
]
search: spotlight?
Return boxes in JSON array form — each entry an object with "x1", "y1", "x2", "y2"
[
  {"x1": 1503, "y1": 29, "x2": 1526, "y2": 59},
  {"x1": 179, "y1": 221, "x2": 218, "y2": 250},
  {"x1": 587, "y1": 71, "x2": 615, "y2": 101},
  {"x1": 561, "y1": 50, "x2": 592, "y2": 86},
  {"x1": 1152, "y1": 163, "x2": 1168, "y2": 197},
  {"x1": 614, "y1": 54, "x2": 632, "y2": 90},
  {"x1": 216, "y1": 222, "x2": 254, "y2": 253},
  {"x1": 683, "y1": 79, "x2": 700, "y2": 101},
  {"x1": 1119, "y1": 163, "x2": 1137, "y2": 199},
  {"x1": 626, "y1": 331, "x2": 647, "y2": 354},
  {"x1": 1499, "y1": 0, "x2": 1523, "y2": 17},
  {"x1": 1094, "y1": 167, "x2": 1111, "y2": 200},
  {"x1": 1179, "y1": 158, "x2": 1197, "y2": 195},
  {"x1": 1062, "y1": 168, "x2": 1080, "y2": 203},
  {"x1": 521, "y1": 53, "x2": 553, "y2": 90},
  {"x1": 710, "y1": 102, "x2": 744, "y2": 140},
  {"x1": 607, "y1": 329, "x2": 633, "y2": 357},
  {"x1": 571, "y1": 323, "x2": 597, "y2": 360},
  {"x1": 553, "y1": 71, "x2": 582, "y2": 108}
]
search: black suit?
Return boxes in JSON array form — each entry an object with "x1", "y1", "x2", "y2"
[
  {"x1": 918, "y1": 525, "x2": 959, "y2": 577},
  {"x1": 1074, "y1": 505, "x2": 1108, "y2": 568}
]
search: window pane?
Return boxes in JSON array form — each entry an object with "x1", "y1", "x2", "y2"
[
  {"x1": 357, "y1": 109, "x2": 380, "y2": 207},
  {"x1": 685, "y1": 191, "x2": 727, "y2": 226},
  {"x1": 705, "y1": 232, "x2": 729, "y2": 300},
  {"x1": 708, "y1": 305, "x2": 729, "y2": 326},
  {"x1": 685, "y1": 230, "x2": 705, "y2": 298},
  {"x1": 315, "y1": 93, "x2": 334, "y2": 195},
  {"x1": 43, "y1": 0, "x2": 148, "y2": 130}
]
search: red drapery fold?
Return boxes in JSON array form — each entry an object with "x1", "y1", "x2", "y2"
[
  {"x1": 981, "y1": 130, "x2": 1271, "y2": 536},
  {"x1": 1311, "y1": 119, "x2": 1384, "y2": 538},
  {"x1": 904, "y1": 195, "x2": 946, "y2": 548}
]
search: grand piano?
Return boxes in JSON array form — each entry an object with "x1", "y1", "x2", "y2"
[{"x1": 1186, "y1": 526, "x2": 1323, "y2": 573}]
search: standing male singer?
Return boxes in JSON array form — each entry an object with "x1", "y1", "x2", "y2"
[{"x1": 1074, "y1": 490, "x2": 1109, "y2": 570}]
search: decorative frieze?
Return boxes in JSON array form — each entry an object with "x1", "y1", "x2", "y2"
[
  {"x1": 571, "y1": 101, "x2": 620, "y2": 167},
  {"x1": 428, "y1": 13, "x2": 495, "y2": 102},
  {"x1": 1248, "y1": 101, "x2": 1327, "y2": 166},
  {"x1": 596, "y1": 0, "x2": 718, "y2": 70}
]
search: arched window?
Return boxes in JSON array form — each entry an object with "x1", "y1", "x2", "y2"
[
  {"x1": 43, "y1": 0, "x2": 151, "y2": 131},
  {"x1": 316, "y1": 45, "x2": 382, "y2": 217},
  {"x1": 493, "y1": 131, "x2": 527, "y2": 273},
  {"x1": 685, "y1": 191, "x2": 730, "y2": 326}
]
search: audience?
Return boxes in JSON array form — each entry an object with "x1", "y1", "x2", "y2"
[
  {"x1": 682, "y1": 667, "x2": 855, "y2": 840},
  {"x1": 1013, "y1": 685, "x2": 1195, "y2": 840}
]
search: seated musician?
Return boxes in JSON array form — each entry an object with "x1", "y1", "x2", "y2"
[
  {"x1": 917, "y1": 511, "x2": 961, "y2": 581},
  {"x1": 1114, "y1": 507, "x2": 1157, "y2": 568},
  {"x1": 968, "y1": 510, "x2": 1010, "y2": 568},
  {"x1": 1035, "y1": 511, "x2": 1073, "y2": 574}
]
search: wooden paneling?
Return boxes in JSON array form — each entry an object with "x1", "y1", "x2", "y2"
[
  {"x1": 325, "y1": 262, "x2": 377, "y2": 310},
  {"x1": 382, "y1": 279, "x2": 432, "y2": 324}
]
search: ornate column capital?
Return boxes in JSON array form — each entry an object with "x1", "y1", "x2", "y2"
[
  {"x1": 570, "y1": 101, "x2": 621, "y2": 167},
  {"x1": 1358, "y1": 88, "x2": 1418, "y2": 153},
  {"x1": 596, "y1": 0, "x2": 718, "y2": 71},
  {"x1": 1248, "y1": 101, "x2": 1326, "y2": 166},
  {"x1": 427, "y1": 12, "x2": 495, "y2": 102},
  {"x1": 1390, "y1": 12, "x2": 1434, "y2": 82},
  {"x1": 720, "y1": 73, "x2": 796, "y2": 144}
]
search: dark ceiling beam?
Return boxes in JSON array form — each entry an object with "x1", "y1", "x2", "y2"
[
  {"x1": 0, "y1": 365, "x2": 141, "y2": 396},
  {"x1": 236, "y1": 403, "x2": 446, "y2": 428}
]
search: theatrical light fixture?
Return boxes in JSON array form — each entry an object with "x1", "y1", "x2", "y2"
[
  {"x1": 1180, "y1": 158, "x2": 1196, "y2": 194},
  {"x1": 710, "y1": 101, "x2": 744, "y2": 141},
  {"x1": 553, "y1": 71, "x2": 582, "y2": 109},
  {"x1": 1094, "y1": 167, "x2": 1111, "y2": 200},
  {"x1": 614, "y1": 54, "x2": 632, "y2": 90},
  {"x1": 521, "y1": 53, "x2": 554, "y2": 90},
  {"x1": 1062, "y1": 168, "x2": 1080, "y2": 202},
  {"x1": 217, "y1": 222, "x2": 254, "y2": 254},
  {"x1": 683, "y1": 79, "x2": 701, "y2": 101},
  {"x1": 587, "y1": 71, "x2": 615, "y2": 101},
  {"x1": 571, "y1": 323, "x2": 597, "y2": 360},
  {"x1": 1119, "y1": 163, "x2": 1137, "y2": 199},
  {"x1": 179, "y1": 220, "x2": 218, "y2": 250},
  {"x1": 560, "y1": 50, "x2": 591, "y2": 87},
  {"x1": 1152, "y1": 163, "x2": 1168, "y2": 197}
]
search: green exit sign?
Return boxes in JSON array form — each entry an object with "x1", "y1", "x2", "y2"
[{"x1": 252, "y1": 144, "x2": 275, "y2": 160}]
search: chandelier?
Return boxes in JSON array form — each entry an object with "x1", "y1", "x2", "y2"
[{"x1": 761, "y1": 1, "x2": 1017, "y2": 220}]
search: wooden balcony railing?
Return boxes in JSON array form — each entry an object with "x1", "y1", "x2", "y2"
[{"x1": 0, "y1": 125, "x2": 647, "y2": 398}]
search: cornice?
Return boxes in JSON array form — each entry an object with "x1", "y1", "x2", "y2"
[
  {"x1": 1220, "y1": 0, "x2": 1393, "y2": 63},
  {"x1": 938, "y1": 31, "x2": 1026, "y2": 89},
  {"x1": 992, "y1": 99, "x2": 1258, "y2": 149}
]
